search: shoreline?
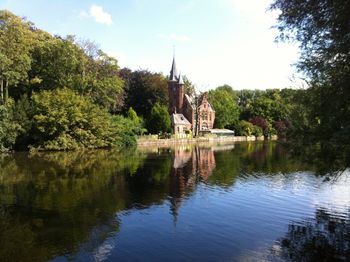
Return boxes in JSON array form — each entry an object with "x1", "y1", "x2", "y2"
[{"x1": 137, "y1": 135, "x2": 277, "y2": 147}]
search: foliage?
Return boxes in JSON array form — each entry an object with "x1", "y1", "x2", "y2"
[
  {"x1": 29, "y1": 88, "x2": 133, "y2": 150},
  {"x1": 0, "y1": 99, "x2": 22, "y2": 151},
  {"x1": 0, "y1": 10, "x2": 34, "y2": 102},
  {"x1": 120, "y1": 69, "x2": 168, "y2": 117},
  {"x1": 127, "y1": 107, "x2": 147, "y2": 135},
  {"x1": 252, "y1": 125, "x2": 263, "y2": 137},
  {"x1": 235, "y1": 120, "x2": 263, "y2": 137},
  {"x1": 208, "y1": 85, "x2": 240, "y2": 129},
  {"x1": 271, "y1": 0, "x2": 350, "y2": 143},
  {"x1": 183, "y1": 75, "x2": 195, "y2": 97},
  {"x1": 29, "y1": 36, "x2": 124, "y2": 112},
  {"x1": 273, "y1": 120, "x2": 291, "y2": 138},
  {"x1": 146, "y1": 102, "x2": 171, "y2": 134},
  {"x1": 249, "y1": 116, "x2": 276, "y2": 137},
  {"x1": 235, "y1": 120, "x2": 254, "y2": 136}
]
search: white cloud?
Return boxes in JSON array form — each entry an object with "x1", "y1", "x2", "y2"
[
  {"x1": 80, "y1": 5, "x2": 113, "y2": 26},
  {"x1": 158, "y1": 33, "x2": 191, "y2": 43}
]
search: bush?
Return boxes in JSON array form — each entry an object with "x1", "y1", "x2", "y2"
[
  {"x1": 235, "y1": 120, "x2": 254, "y2": 136},
  {"x1": 249, "y1": 116, "x2": 277, "y2": 137},
  {"x1": 252, "y1": 125, "x2": 263, "y2": 137},
  {"x1": 273, "y1": 120, "x2": 291, "y2": 138},
  {"x1": 30, "y1": 88, "x2": 135, "y2": 150}
]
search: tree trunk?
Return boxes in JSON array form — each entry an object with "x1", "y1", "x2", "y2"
[
  {"x1": 0, "y1": 79, "x2": 3, "y2": 104},
  {"x1": 4, "y1": 80, "x2": 8, "y2": 102}
]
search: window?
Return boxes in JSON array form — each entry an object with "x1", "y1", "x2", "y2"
[{"x1": 203, "y1": 113, "x2": 208, "y2": 120}]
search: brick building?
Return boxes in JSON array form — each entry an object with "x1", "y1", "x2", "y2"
[{"x1": 168, "y1": 56, "x2": 215, "y2": 135}]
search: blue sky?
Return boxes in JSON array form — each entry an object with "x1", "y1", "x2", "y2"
[{"x1": 0, "y1": 0, "x2": 303, "y2": 91}]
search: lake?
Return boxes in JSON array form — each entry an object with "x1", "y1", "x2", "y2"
[{"x1": 0, "y1": 141, "x2": 349, "y2": 261}]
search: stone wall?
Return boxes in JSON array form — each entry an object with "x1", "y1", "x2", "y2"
[{"x1": 137, "y1": 135, "x2": 272, "y2": 147}]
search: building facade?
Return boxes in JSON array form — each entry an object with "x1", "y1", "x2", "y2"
[{"x1": 168, "y1": 57, "x2": 215, "y2": 135}]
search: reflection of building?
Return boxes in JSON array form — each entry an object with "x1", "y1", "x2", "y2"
[
  {"x1": 169, "y1": 146, "x2": 216, "y2": 222},
  {"x1": 167, "y1": 57, "x2": 215, "y2": 134}
]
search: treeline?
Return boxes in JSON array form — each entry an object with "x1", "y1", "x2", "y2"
[
  {"x1": 210, "y1": 0, "x2": 350, "y2": 149},
  {"x1": 2, "y1": 0, "x2": 349, "y2": 152},
  {"x1": 207, "y1": 86, "x2": 306, "y2": 138},
  {"x1": 0, "y1": 10, "x2": 172, "y2": 151},
  {"x1": 270, "y1": 0, "x2": 350, "y2": 148}
]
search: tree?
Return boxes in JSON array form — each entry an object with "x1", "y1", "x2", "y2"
[
  {"x1": 28, "y1": 35, "x2": 124, "y2": 112},
  {"x1": 0, "y1": 10, "x2": 34, "y2": 103},
  {"x1": 29, "y1": 88, "x2": 132, "y2": 150},
  {"x1": 121, "y1": 69, "x2": 168, "y2": 117},
  {"x1": 271, "y1": 0, "x2": 350, "y2": 142},
  {"x1": 146, "y1": 102, "x2": 171, "y2": 134},
  {"x1": 208, "y1": 85, "x2": 239, "y2": 129},
  {"x1": 0, "y1": 99, "x2": 22, "y2": 151},
  {"x1": 127, "y1": 107, "x2": 147, "y2": 135},
  {"x1": 183, "y1": 76, "x2": 195, "y2": 97}
]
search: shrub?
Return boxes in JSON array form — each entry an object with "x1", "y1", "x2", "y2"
[
  {"x1": 252, "y1": 125, "x2": 263, "y2": 137},
  {"x1": 235, "y1": 120, "x2": 254, "y2": 136},
  {"x1": 30, "y1": 88, "x2": 135, "y2": 150},
  {"x1": 273, "y1": 120, "x2": 291, "y2": 137}
]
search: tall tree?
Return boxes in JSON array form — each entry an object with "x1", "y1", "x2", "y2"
[
  {"x1": 120, "y1": 69, "x2": 168, "y2": 117},
  {"x1": 146, "y1": 102, "x2": 171, "y2": 134},
  {"x1": 208, "y1": 85, "x2": 240, "y2": 129},
  {"x1": 271, "y1": 0, "x2": 350, "y2": 142},
  {"x1": 0, "y1": 10, "x2": 34, "y2": 103}
]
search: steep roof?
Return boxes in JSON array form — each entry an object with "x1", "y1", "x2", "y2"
[
  {"x1": 169, "y1": 56, "x2": 178, "y2": 81},
  {"x1": 171, "y1": 113, "x2": 191, "y2": 126},
  {"x1": 178, "y1": 74, "x2": 184, "y2": 85},
  {"x1": 184, "y1": 94, "x2": 195, "y2": 109},
  {"x1": 198, "y1": 92, "x2": 215, "y2": 111}
]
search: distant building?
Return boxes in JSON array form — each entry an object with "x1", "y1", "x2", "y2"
[{"x1": 167, "y1": 56, "x2": 215, "y2": 135}]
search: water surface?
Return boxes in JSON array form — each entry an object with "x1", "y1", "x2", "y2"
[{"x1": 0, "y1": 141, "x2": 349, "y2": 261}]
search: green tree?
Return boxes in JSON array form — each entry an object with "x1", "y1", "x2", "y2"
[
  {"x1": 208, "y1": 85, "x2": 240, "y2": 129},
  {"x1": 29, "y1": 36, "x2": 124, "y2": 112},
  {"x1": 120, "y1": 69, "x2": 168, "y2": 117},
  {"x1": 0, "y1": 10, "x2": 34, "y2": 103},
  {"x1": 271, "y1": 0, "x2": 350, "y2": 143},
  {"x1": 127, "y1": 107, "x2": 147, "y2": 135},
  {"x1": 183, "y1": 75, "x2": 195, "y2": 97},
  {"x1": 0, "y1": 99, "x2": 22, "y2": 151},
  {"x1": 29, "y1": 88, "x2": 132, "y2": 150},
  {"x1": 147, "y1": 102, "x2": 171, "y2": 134}
]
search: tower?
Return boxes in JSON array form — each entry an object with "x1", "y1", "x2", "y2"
[{"x1": 168, "y1": 56, "x2": 184, "y2": 114}]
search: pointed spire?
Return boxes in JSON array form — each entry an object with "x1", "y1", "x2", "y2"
[
  {"x1": 178, "y1": 73, "x2": 184, "y2": 85},
  {"x1": 169, "y1": 55, "x2": 178, "y2": 81}
]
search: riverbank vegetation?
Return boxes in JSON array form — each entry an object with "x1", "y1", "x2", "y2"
[{"x1": 1, "y1": 1, "x2": 349, "y2": 151}]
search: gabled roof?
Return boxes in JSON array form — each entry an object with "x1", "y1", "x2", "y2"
[
  {"x1": 198, "y1": 92, "x2": 215, "y2": 111},
  {"x1": 171, "y1": 113, "x2": 191, "y2": 126}
]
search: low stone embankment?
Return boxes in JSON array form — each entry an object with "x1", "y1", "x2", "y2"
[{"x1": 137, "y1": 135, "x2": 276, "y2": 147}]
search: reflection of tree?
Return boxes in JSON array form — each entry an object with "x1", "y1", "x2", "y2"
[
  {"x1": 1, "y1": 142, "x2": 347, "y2": 260},
  {"x1": 0, "y1": 149, "x2": 146, "y2": 261},
  {"x1": 284, "y1": 141, "x2": 350, "y2": 177},
  {"x1": 272, "y1": 208, "x2": 350, "y2": 261}
]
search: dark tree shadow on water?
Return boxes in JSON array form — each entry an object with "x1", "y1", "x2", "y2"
[{"x1": 271, "y1": 208, "x2": 350, "y2": 262}]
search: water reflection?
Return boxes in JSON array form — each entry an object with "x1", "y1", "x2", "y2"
[
  {"x1": 272, "y1": 208, "x2": 350, "y2": 261},
  {"x1": 0, "y1": 142, "x2": 348, "y2": 261}
]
